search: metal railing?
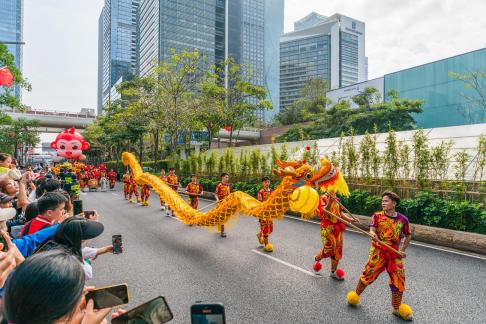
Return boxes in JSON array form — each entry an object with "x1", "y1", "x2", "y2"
[{"x1": 3, "y1": 108, "x2": 95, "y2": 119}]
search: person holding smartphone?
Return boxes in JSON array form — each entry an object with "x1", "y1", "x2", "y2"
[{"x1": 3, "y1": 250, "x2": 111, "y2": 324}]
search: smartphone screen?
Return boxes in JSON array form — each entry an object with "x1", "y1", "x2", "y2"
[
  {"x1": 85, "y1": 284, "x2": 129, "y2": 309},
  {"x1": 191, "y1": 303, "x2": 226, "y2": 324},
  {"x1": 84, "y1": 210, "x2": 95, "y2": 219},
  {"x1": 112, "y1": 296, "x2": 173, "y2": 324},
  {"x1": 73, "y1": 200, "x2": 83, "y2": 216},
  {"x1": 112, "y1": 235, "x2": 123, "y2": 254}
]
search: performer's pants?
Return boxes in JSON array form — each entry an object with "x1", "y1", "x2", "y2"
[
  {"x1": 109, "y1": 179, "x2": 116, "y2": 189},
  {"x1": 258, "y1": 219, "x2": 273, "y2": 245},
  {"x1": 129, "y1": 185, "x2": 140, "y2": 201},
  {"x1": 141, "y1": 190, "x2": 150, "y2": 203},
  {"x1": 315, "y1": 224, "x2": 344, "y2": 271},
  {"x1": 189, "y1": 196, "x2": 199, "y2": 209},
  {"x1": 357, "y1": 246, "x2": 406, "y2": 293},
  {"x1": 123, "y1": 183, "x2": 130, "y2": 198}
]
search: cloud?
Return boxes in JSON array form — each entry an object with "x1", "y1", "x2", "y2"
[
  {"x1": 284, "y1": 0, "x2": 486, "y2": 79},
  {"x1": 20, "y1": 0, "x2": 486, "y2": 112}
]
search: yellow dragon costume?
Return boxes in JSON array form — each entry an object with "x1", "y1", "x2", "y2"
[{"x1": 122, "y1": 152, "x2": 348, "y2": 236}]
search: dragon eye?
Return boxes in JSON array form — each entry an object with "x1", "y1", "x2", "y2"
[{"x1": 306, "y1": 172, "x2": 312, "y2": 179}]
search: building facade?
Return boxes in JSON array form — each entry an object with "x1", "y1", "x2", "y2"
[
  {"x1": 98, "y1": 0, "x2": 140, "y2": 114},
  {"x1": 137, "y1": 0, "x2": 284, "y2": 123},
  {"x1": 0, "y1": 0, "x2": 23, "y2": 99},
  {"x1": 326, "y1": 48, "x2": 486, "y2": 129},
  {"x1": 280, "y1": 13, "x2": 366, "y2": 112}
]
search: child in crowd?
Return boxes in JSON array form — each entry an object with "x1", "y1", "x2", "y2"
[{"x1": 19, "y1": 192, "x2": 67, "y2": 237}]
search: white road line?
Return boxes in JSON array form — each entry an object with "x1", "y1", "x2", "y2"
[
  {"x1": 251, "y1": 249, "x2": 322, "y2": 278},
  {"x1": 111, "y1": 192, "x2": 119, "y2": 196},
  {"x1": 283, "y1": 215, "x2": 486, "y2": 261}
]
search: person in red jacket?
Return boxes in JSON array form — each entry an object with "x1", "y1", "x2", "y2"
[
  {"x1": 19, "y1": 192, "x2": 66, "y2": 237},
  {"x1": 140, "y1": 184, "x2": 150, "y2": 206},
  {"x1": 256, "y1": 176, "x2": 273, "y2": 252},
  {"x1": 185, "y1": 174, "x2": 203, "y2": 209},
  {"x1": 214, "y1": 173, "x2": 231, "y2": 238},
  {"x1": 107, "y1": 169, "x2": 117, "y2": 190}
]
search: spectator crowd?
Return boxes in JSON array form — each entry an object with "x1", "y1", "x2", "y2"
[{"x1": 0, "y1": 153, "x2": 124, "y2": 323}]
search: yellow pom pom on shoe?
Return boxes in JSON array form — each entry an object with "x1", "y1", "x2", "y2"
[
  {"x1": 397, "y1": 304, "x2": 413, "y2": 321},
  {"x1": 346, "y1": 291, "x2": 360, "y2": 306},
  {"x1": 264, "y1": 243, "x2": 273, "y2": 252}
]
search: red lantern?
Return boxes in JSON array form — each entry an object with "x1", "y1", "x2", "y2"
[
  {"x1": 305, "y1": 146, "x2": 311, "y2": 151},
  {"x1": 0, "y1": 66, "x2": 14, "y2": 87}
]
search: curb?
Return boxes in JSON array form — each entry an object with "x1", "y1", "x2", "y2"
[{"x1": 177, "y1": 189, "x2": 486, "y2": 256}]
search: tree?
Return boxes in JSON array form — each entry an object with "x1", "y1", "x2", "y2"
[
  {"x1": 209, "y1": 58, "x2": 272, "y2": 147},
  {"x1": 0, "y1": 43, "x2": 31, "y2": 110},
  {"x1": 277, "y1": 88, "x2": 424, "y2": 141},
  {"x1": 0, "y1": 118, "x2": 40, "y2": 164},
  {"x1": 449, "y1": 71, "x2": 486, "y2": 122},
  {"x1": 276, "y1": 78, "x2": 330, "y2": 125}
]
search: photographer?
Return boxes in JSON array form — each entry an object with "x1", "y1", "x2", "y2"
[{"x1": 3, "y1": 250, "x2": 111, "y2": 324}]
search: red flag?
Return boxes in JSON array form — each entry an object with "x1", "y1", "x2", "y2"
[{"x1": 0, "y1": 66, "x2": 14, "y2": 87}]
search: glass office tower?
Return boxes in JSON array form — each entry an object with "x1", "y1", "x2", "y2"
[{"x1": 0, "y1": 0, "x2": 23, "y2": 99}]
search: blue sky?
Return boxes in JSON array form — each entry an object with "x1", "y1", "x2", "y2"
[{"x1": 22, "y1": 0, "x2": 486, "y2": 114}]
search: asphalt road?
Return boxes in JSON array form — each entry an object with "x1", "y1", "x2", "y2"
[{"x1": 84, "y1": 186, "x2": 486, "y2": 324}]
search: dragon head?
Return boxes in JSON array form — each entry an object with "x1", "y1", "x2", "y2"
[{"x1": 272, "y1": 157, "x2": 349, "y2": 217}]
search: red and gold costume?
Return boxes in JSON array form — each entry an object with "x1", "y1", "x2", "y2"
[
  {"x1": 107, "y1": 171, "x2": 117, "y2": 189},
  {"x1": 129, "y1": 176, "x2": 140, "y2": 203},
  {"x1": 78, "y1": 172, "x2": 89, "y2": 190},
  {"x1": 186, "y1": 182, "x2": 203, "y2": 209},
  {"x1": 215, "y1": 182, "x2": 231, "y2": 235},
  {"x1": 122, "y1": 173, "x2": 131, "y2": 200},
  {"x1": 257, "y1": 187, "x2": 273, "y2": 248},
  {"x1": 159, "y1": 174, "x2": 168, "y2": 207},
  {"x1": 314, "y1": 193, "x2": 346, "y2": 272},
  {"x1": 166, "y1": 174, "x2": 179, "y2": 191},
  {"x1": 354, "y1": 211, "x2": 411, "y2": 312},
  {"x1": 140, "y1": 184, "x2": 150, "y2": 206}
]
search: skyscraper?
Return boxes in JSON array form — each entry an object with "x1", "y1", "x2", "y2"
[
  {"x1": 139, "y1": 0, "x2": 222, "y2": 78},
  {"x1": 280, "y1": 13, "x2": 366, "y2": 112},
  {"x1": 137, "y1": 0, "x2": 284, "y2": 123},
  {"x1": 0, "y1": 0, "x2": 23, "y2": 99},
  {"x1": 98, "y1": 0, "x2": 140, "y2": 114}
]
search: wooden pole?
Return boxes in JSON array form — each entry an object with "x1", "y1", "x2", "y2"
[{"x1": 320, "y1": 208, "x2": 403, "y2": 256}]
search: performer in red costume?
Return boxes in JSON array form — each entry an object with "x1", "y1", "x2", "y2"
[
  {"x1": 107, "y1": 169, "x2": 117, "y2": 190},
  {"x1": 185, "y1": 174, "x2": 203, "y2": 209},
  {"x1": 256, "y1": 176, "x2": 273, "y2": 252},
  {"x1": 140, "y1": 184, "x2": 150, "y2": 206}
]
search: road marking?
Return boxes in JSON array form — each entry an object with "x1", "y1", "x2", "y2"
[
  {"x1": 111, "y1": 193, "x2": 119, "y2": 196},
  {"x1": 283, "y1": 215, "x2": 486, "y2": 261},
  {"x1": 251, "y1": 249, "x2": 322, "y2": 278},
  {"x1": 158, "y1": 197, "x2": 486, "y2": 261}
]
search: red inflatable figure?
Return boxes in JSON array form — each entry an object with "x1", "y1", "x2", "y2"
[{"x1": 51, "y1": 128, "x2": 90, "y2": 160}]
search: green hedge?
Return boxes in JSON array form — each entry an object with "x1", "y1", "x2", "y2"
[{"x1": 178, "y1": 178, "x2": 486, "y2": 234}]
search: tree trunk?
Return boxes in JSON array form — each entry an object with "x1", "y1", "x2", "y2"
[
  {"x1": 207, "y1": 126, "x2": 213, "y2": 150},
  {"x1": 229, "y1": 128, "x2": 234, "y2": 147},
  {"x1": 154, "y1": 129, "x2": 159, "y2": 162},
  {"x1": 139, "y1": 135, "x2": 144, "y2": 162}
]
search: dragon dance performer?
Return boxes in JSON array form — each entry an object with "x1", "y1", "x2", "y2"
[
  {"x1": 128, "y1": 173, "x2": 141, "y2": 203},
  {"x1": 313, "y1": 190, "x2": 359, "y2": 279},
  {"x1": 122, "y1": 172, "x2": 131, "y2": 200},
  {"x1": 214, "y1": 173, "x2": 232, "y2": 238},
  {"x1": 107, "y1": 169, "x2": 117, "y2": 190},
  {"x1": 159, "y1": 169, "x2": 168, "y2": 211},
  {"x1": 140, "y1": 184, "x2": 150, "y2": 206},
  {"x1": 185, "y1": 174, "x2": 203, "y2": 209},
  {"x1": 256, "y1": 176, "x2": 273, "y2": 252},
  {"x1": 78, "y1": 170, "x2": 89, "y2": 191},
  {"x1": 347, "y1": 191, "x2": 413, "y2": 321},
  {"x1": 165, "y1": 168, "x2": 179, "y2": 217}
]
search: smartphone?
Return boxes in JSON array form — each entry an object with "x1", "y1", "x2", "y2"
[
  {"x1": 73, "y1": 200, "x2": 83, "y2": 216},
  {"x1": 84, "y1": 210, "x2": 95, "y2": 219},
  {"x1": 112, "y1": 296, "x2": 173, "y2": 324},
  {"x1": 112, "y1": 234, "x2": 123, "y2": 254},
  {"x1": 191, "y1": 303, "x2": 226, "y2": 324},
  {"x1": 0, "y1": 236, "x2": 8, "y2": 252},
  {"x1": 85, "y1": 284, "x2": 129, "y2": 309}
]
